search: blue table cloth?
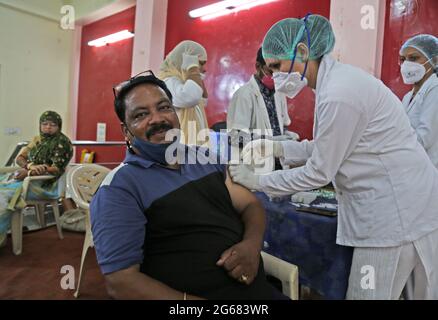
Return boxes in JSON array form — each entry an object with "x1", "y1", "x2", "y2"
[{"x1": 255, "y1": 192, "x2": 354, "y2": 300}]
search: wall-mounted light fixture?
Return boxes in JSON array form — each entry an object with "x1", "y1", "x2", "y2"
[
  {"x1": 87, "y1": 30, "x2": 134, "y2": 47},
  {"x1": 189, "y1": 0, "x2": 278, "y2": 21}
]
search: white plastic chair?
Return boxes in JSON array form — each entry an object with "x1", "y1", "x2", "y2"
[
  {"x1": 261, "y1": 251, "x2": 299, "y2": 300},
  {"x1": 0, "y1": 166, "x2": 64, "y2": 255},
  {"x1": 67, "y1": 164, "x2": 110, "y2": 298}
]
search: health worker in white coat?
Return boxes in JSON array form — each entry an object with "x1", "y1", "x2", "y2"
[
  {"x1": 227, "y1": 47, "x2": 297, "y2": 142},
  {"x1": 399, "y1": 34, "x2": 438, "y2": 300},
  {"x1": 227, "y1": 47, "x2": 298, "y2": 171},
  {"x1": 400, "y1": 34, "x2": 438, "y2": 168},
  {"x1": 229, "y1": 14, "x2": 438, "y2": 300}
]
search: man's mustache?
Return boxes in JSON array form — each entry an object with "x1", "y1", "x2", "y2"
[{"x1": 146, "y1": 122, "x2": 174, "y2": 139}]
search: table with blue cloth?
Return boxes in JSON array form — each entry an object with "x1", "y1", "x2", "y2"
[{"x1": 255, "y1": 192, "x2": 354, "y2": 300}]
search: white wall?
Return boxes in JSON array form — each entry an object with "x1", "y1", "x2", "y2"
[
  {"x1": 0, "y1": 4, "x2": 74, "y2": 164},
  {"x1": 0, "y1": 0, "x2": 63, "y2": 21},
  {"x1": 330, "y1": 0, "x2": 386, "y2": 78}
]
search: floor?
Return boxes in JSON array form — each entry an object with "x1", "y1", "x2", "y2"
[{"x1": 0, "y1": 226, "x2": 109, "y2": 300}]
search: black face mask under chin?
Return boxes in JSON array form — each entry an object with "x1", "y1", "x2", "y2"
[{"x1": 125, "y1": 124, "x2": 177, "y2": 165}]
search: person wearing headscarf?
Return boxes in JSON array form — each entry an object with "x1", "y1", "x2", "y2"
[
  {"x1": 159, "y1": 40, "x2": 209, "y2": 145},
  {"x1": 399, "y1": 34, "x2": 438, "y2": 168},
  {"x1": 229, "y1": 14, "x2": 438, "y2": 299},
  {"x1": 0, "y1": 111, "x2": 73, "y2": 248}
]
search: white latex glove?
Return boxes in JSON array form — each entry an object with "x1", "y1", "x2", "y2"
[
  {"x1": 181, "y1": 53, "x2": 200, "y2": 71},
  {"x1": 229, "y1": 164, "x2": 261, "y2": 191},
  {"x1": 270, "y1": 131, "x2": 300, "y2": 141},
  {"x1": 284, "y1": 130, "x2": 300, "y2": 140},
  {"x1": 229, "y1": 129, "x2": 252, "y2": 146},
  {"x1": 241, "y1": 139, "x2": 284, "y2": 165},
  {"x1": 270, "y1": 135, "x2": 292, "y2": 141}
]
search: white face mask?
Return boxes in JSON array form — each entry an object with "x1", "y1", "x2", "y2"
[
  {"x1": 200, "y1": 72, "x2": 206, "y2": 81},
  {"x1": 273, "y1": 72, "x2": 308, "y2": 99},
  {"x1": 400, "y1": 59, "x2": 432, "y2": 85}
]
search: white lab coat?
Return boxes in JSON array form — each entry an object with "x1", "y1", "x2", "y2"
[
  {"x1": 402, "y1": 74, "x2": 438, "y2": 168},
  {"x1": 227, "y1": 75, "x2": 291, "y2": 135},
  {"x1": 164, "y1": 77, "x2": 208, "y2": 130},
  {"x1": 259, "y1": 55, "x2": 438, "y2": 247}
]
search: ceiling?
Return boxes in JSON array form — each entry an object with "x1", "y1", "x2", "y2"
[{"x1": 0, "y1": 0, "x2": 135, "y2": 24}]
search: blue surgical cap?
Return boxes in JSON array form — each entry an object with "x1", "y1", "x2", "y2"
[{"x1": 262, "y1": 14, "x2": 335, "y2": 61}]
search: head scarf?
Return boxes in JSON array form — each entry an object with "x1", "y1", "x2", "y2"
[
  {"x1": 159, "y1": 40, "x2": 208, "y2": 78},
  {"x1": 39, "y1": 110, "x2": 62, "y2": 135},
  {"x1": 29, "y1": 111, "x2": 73, "y2": 176},
  {"x1": 158, "y1": 41, "x2": 209, "y2": 146}
]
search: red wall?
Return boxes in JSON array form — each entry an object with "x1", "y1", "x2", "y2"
[
  {"x1": 381, "y1": 0, "x2": 438, "y2": 100},
  {"x1": 76, "y1": 7, "x2": 136, "y2": 165},
  {"x1": 165, "y1": 0, "x2": 331, "y2": 140}
]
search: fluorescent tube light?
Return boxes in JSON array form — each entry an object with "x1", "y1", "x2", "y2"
[
  {"x1": 190, "y1": 0, "x2": 278, "y2": 20},
  {"x1": 88, "y1": 30, "x2": 134, "y2": 47}
]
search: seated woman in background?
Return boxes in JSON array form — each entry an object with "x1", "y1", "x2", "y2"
[{"x1": 0, "y1": 110, "x2": 73, "y2": 247}]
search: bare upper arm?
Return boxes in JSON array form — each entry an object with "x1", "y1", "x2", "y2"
[
  {"x1": 224, "y1": 167, "x2": 261, "y2": 214},
  {"x1": 105, "y1": 264, "x2": 140, "y2": 284},
  {"x1": 104, "y1": 264, "x2": 140, "y2": 297}
]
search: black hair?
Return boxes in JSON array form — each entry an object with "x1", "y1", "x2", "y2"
[
  {"x1": 256, "y1": 47, "x2": 266, "y2": 66},
  {"x1": 114, "y1": 75, "x2": 173, "y2": 123}
]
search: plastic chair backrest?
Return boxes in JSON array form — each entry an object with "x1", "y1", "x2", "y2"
[{"x1": 67, "y1": 164, "x2": 110, "y2": 210}]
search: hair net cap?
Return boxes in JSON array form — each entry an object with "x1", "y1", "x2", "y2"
[
  {"x1": 262, "y1": 15, "x2": 335, "y2": 61},
  {"x1": 400, "y1": 34, "x2": 438, "y2": 66}
]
